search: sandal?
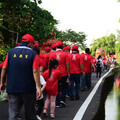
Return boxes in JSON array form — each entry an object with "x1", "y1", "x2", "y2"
[{"x1": 50, "y1": 113, "x2": 55, "y2": 119}]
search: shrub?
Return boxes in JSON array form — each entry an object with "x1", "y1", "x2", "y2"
[{"x1": 0, "y1": 45, "x2": 10, "y2": 62}]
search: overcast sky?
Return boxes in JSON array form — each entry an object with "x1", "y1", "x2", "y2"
[{"x1": 40, "y1": 0, "x2": 120, "y2": 46}]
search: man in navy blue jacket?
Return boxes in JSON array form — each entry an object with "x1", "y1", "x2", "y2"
[{"x1": 0, "y1": 34, "x2": 41, "y2": 120}]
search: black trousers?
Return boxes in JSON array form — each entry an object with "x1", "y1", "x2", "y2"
[
  {"x1": 96, "y1": 67, "x2": 102, "y2": 78},
  {"x1": 8, "y1": 93, "x2": 37, "y2": 120},
  {"x1": 36, "y1": 98, "x2": 44, "y2": 116}
]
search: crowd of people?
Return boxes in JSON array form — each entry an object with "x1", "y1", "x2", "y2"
[{"x1": 0, "y1": 34, "x2": 118, "y2": 120}]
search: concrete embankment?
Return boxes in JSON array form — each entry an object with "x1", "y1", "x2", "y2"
[{"x1": 82, "y1": 67, "x2": 118, "y2": 120}]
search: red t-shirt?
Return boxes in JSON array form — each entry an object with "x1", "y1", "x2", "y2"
[
  {"x1": 42, "y1": 69, "x2": 62, "y2": 95},
  {"x1": 93, "y1": 58, "x2": 96, "y2": 66},
  {"x1": 39, "y1": 58, "x2": 44, "y2": 67},
  {"x1": 69, "y1": 53, "x2": 83, "y2": 74},
  {"x1": 0, "y1": 62, "x2": 4, "y2": 68},
  {"x1": 49, "y1": 50, "x2": 69, "y2": 77},
  {"x1": 43, "y1": 52, "x2": 50, "y2": 70},
  {"x1": 83, "y1": 54, "x2": 93, "y2": 73},
  {"x1": 4, "y1": 54, "x2": 39, "y2": 69},
  {"x1": 39, "y1": 53, "x2": 44, "y2": 60},
  {"x1": 103, "y1": 59, "x2": 106, "y2": 64}
]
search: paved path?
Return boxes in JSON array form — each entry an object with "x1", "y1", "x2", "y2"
[{"x1": 0, "y1": 71, "x2": 107, "y2": 120}]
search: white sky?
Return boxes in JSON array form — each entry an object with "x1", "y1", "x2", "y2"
[{"x1": 40, "y1": 0, "x2": 120, "y2": 47}]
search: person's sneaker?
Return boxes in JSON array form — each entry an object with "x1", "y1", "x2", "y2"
[
  {"x1": 75, "y1": 96, "x2": 80, "y2": 100},
  {"x1": 70, "y1": 96, "x2": 74, "y2": 101},
  {"x1": 18, "y1": 117, "x2": 22, "y2": 120},
  {"x1": 81, "y1": 88, "x2": 85, "y2": 91},
  {"x1": 56, "y1": 105, "x2": 60, "y2": 108},
  {"x1": 43, "y1": 108, "x2": 47, "y2": 117},
  {"x1": 36, "y1": 115, "x2": 42, "y2": 120},
  {"x1": 66, "y1": 95, "x2": 69, "y2": 98},
  {"x1": 60, "y1": 101, "x2": 67, "y2": 106},
  {"x1": 50, "y1": 113, "x2": 55, "y2": 119}
]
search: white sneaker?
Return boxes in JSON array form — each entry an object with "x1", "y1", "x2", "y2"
[
  {"x1": 60, "y1": 101, "x2": 67, "y2": 106},
  {"x1": 56, "y1": 105, "x2": 60, "y2": 108},
  {"x1": 36, "y1": 115, "x2": 42, "y2": 120}
]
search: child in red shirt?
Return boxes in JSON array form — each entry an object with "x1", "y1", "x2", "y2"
[{"x1": 42, "y1": 58, "x2": 62, "y2": 119}]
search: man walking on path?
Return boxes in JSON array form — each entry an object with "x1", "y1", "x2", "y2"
[
  {"x1": 0, "y1": 34, "x2": 41, "y2": 120},
  {"x1": 69, "y1": 45, "x2": 85, "y2": 100},
  {"x1": 82, "y1": 48, "x2": 95, "y2": 90}
]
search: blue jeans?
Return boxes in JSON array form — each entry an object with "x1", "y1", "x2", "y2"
[
  {"x1": 8, "y1": 93, "x2": 37, "y2": 120},
  {"x1": 56, "y1": 75, "x2": 68, "y2": 105},
  {"x1": 69, "y1": 74, "x2": 80, "y2": 97},
  {"x1": 85, "y1": 73, "x2": 91, "y2": 89},
  {"x1": 80, "y1": 73, "x2": 85, "y2": 89}
]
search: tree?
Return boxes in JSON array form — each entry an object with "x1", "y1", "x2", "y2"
[
  {"x1": 0, "y1": 0, "x2": 58, "y2": 46},
  {"x1": 90, "y1": 34, "x2": 117, "y2": 56},
  {"x1": 55, "y1": 29, "x2": 87, "y2": 50}
]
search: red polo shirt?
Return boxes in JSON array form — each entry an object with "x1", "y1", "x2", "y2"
[
  {"x1": 69, "y1": 53, "x2": 83, "y2": 74},
  {"x1": 83, "y1": 54, "x2": 93, "y2": 73},
  {"x1": 39, "y1": 58, "x2": 44, "y2": 67},
  {"x1": 43, "y1": 52, "x2": 50, "y2": 70},
  {"x1": 49, "y1": 50, "x2": 69, "y2": 77}
]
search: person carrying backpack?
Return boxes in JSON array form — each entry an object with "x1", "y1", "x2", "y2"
[{"x1": 96, "y1": 55, "x2": 104, "y2": 78}]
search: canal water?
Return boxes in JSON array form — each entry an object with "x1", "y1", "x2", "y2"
[{"x1": 105, "y1": 75, "x2": 120, "y2": 120}]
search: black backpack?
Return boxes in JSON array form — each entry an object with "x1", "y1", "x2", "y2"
[{"x1": 96, "y1": 60, "x2": 100, "y2": 67}]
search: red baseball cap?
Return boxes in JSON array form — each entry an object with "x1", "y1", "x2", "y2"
[
  {"x1": 56, "y1": 41, "x2": 63, "y2": 47},
  {"x1": 34, "y1": 42, "x2": 39, "y2": 47},
  {"x1": 72, "y1": 45, "x2": 78, "y2": 50},
  {"x1": 15, "y1": 43, "x2": 20, "y2": 47},
  {"x1": 45, "y1": 47, "x2": 51, "y2": 51},
  {"x1": 63, "y1": 47, "x2": 66, "y2": 51},
  {"x1": 51, "y1": 44, "x2": 56, "y2": 49},
  {"x1": 66, "y1": 46, "x2": 71, "y2": 50},
  {"x1": 22, "y1": 34, "x2": 35, "y2": 43}
]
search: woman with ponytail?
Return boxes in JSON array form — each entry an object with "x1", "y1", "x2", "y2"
[{"x1": 42, "y1": 58, "x2": 62, "y2": 119}]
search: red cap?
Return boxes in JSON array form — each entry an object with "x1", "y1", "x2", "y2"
[
  {"x1": 45, "y1": 47, "x2": 51, "y2": 51},
  {"x1": 15, "y1": 43, "x2": 20, "y2": 47},
  {"x1": 22, "y1": 34, "x2": 35, "y2": 43},
  {"x1": 63, "y1": 47, "x2": 66, "y2": 51},
  {"x1": 72, "y1": 45, "x2": 78, "y2": 50},
  {"x1": 34, "y1": 42, "x2": 39, "y2": 47},
  {"x1": 51, "y1": 44, "x2": 56, "y2": 49},
  {"x1": 56, "y1": 41, "x2": 63, "y2": 47},
  {"x1": 66, "y1": 46, "x2": 71, "y2": 50}
]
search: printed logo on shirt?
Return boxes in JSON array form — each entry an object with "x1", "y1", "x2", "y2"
[
  {"x1": 13, "y1": 54, "x2": 17, "y2": 58},
  {"x1": 13, "y1": 54, "x2": 29, "y2": 59},
  {"x1": 72, "y1": 54, "x2": 76, "y2": 60},
  {"x1": 50, "y1": 72, "x2": 54, "y2": 80},
  {"x1": 19, "y1": 54, "x2": 23, "y2": 58},
  {"x1": 56, "y1": 53, "x2": 61, "y2": 60},
  {"x1": 85, "y1": 55, "x2": 87, "y2": 60}
]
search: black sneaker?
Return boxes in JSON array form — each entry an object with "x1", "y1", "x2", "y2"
[
  {"x1": 75, "y1": 96, "x2": 80, "y2": 100},
  {"x1": 70, "y1": 96, "x2": 74, "y2": 101},
  {"x1": 81, "y1": 88, "x2": 85, "y2": 91}
]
